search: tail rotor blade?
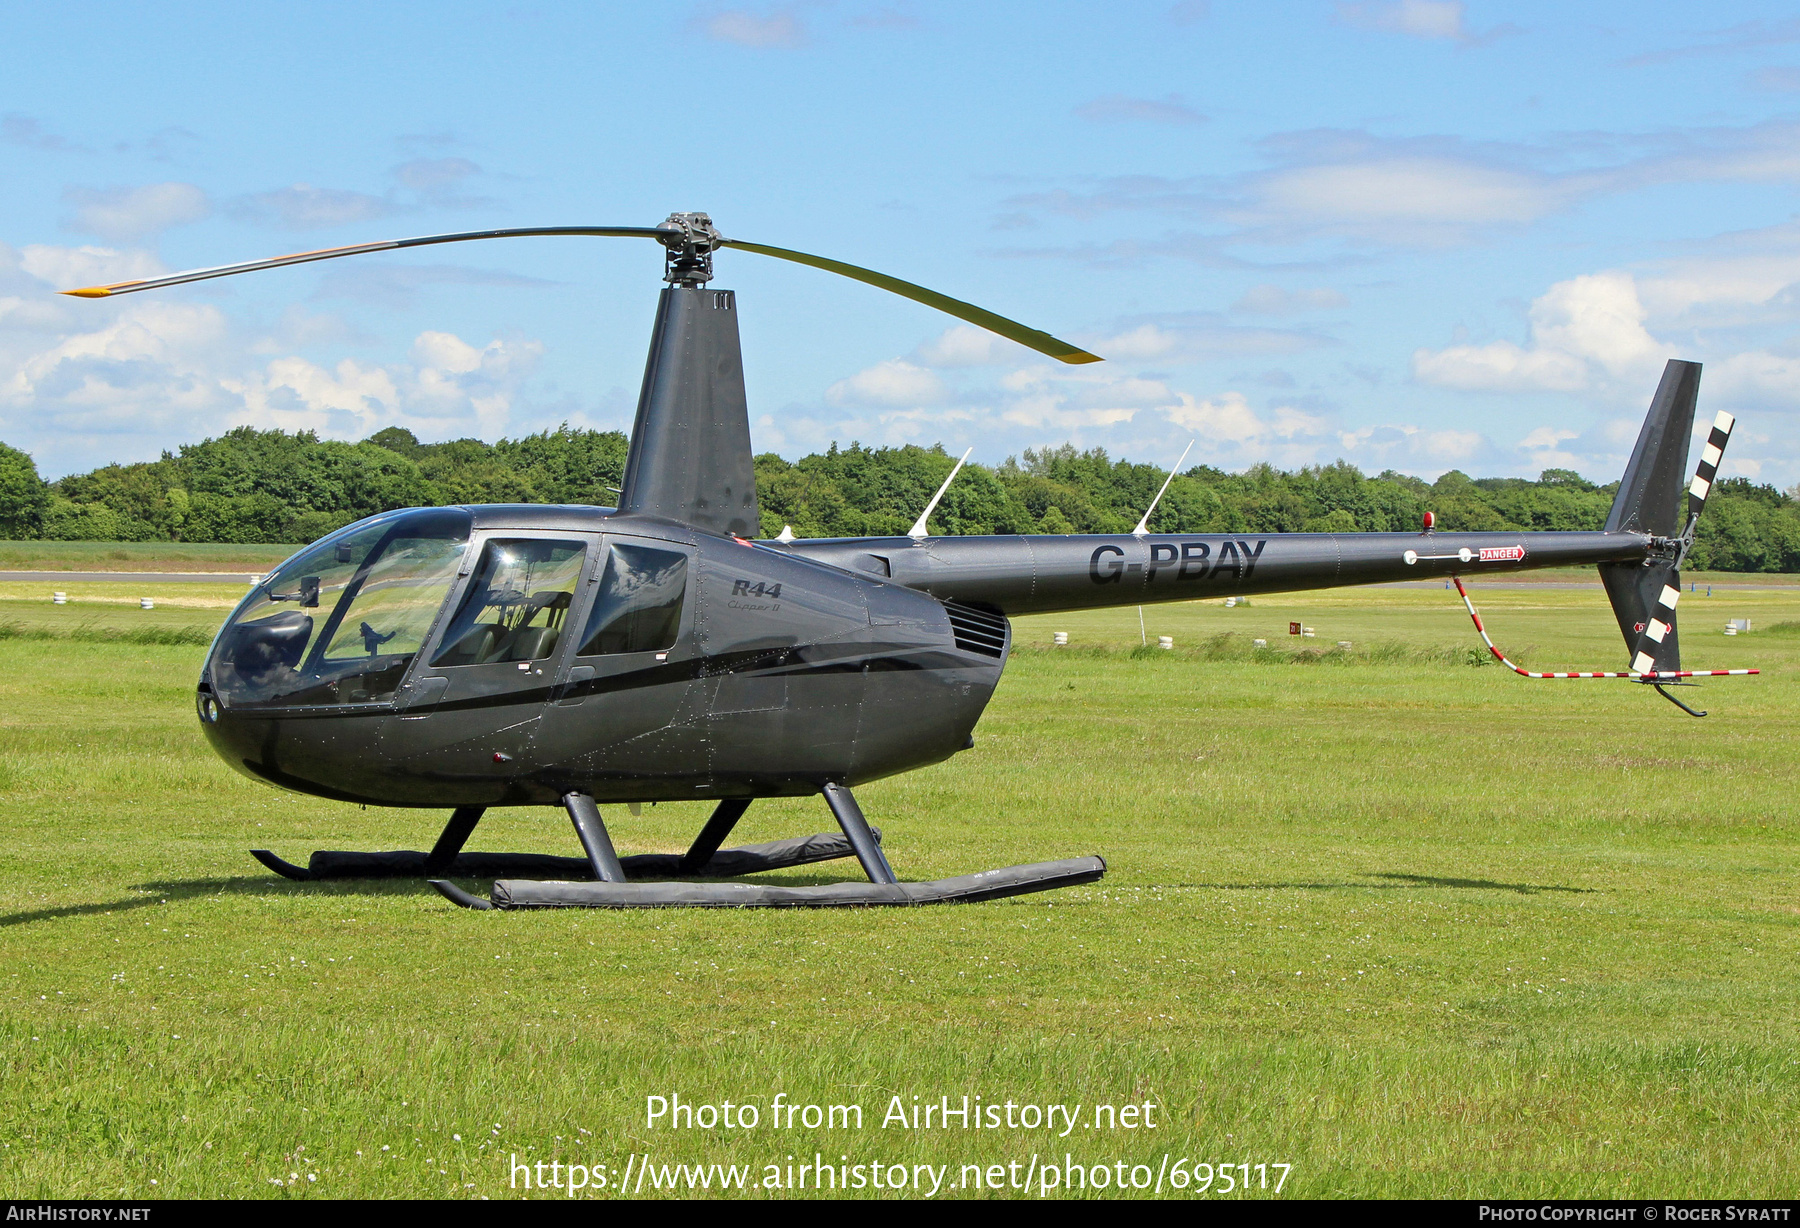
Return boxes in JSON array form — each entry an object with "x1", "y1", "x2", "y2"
[
  {"x1": 720, "y1": 238, "x2": 1102, "y2": 365},
  {"x1": 1686, "y1": 410, "x2": 1735, "y2": 524}
]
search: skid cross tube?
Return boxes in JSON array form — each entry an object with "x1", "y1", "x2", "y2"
[
  {"x1": 681, "y1": 798, "x2": 753, "y2": 873},
  {"x1": 424, "y1": 807, "x2": 485, "y2": 874}
]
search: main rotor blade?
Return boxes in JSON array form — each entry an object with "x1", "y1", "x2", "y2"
[
  {"x1": 720, "y1": 239, "x2": 1102, "y2": 365},
  {"x1": 57, "y1": 222, "x2": 1103, "y2": 365},
  {"x1": 59, "y1": 226, "x2": 670, "y2": 298}
]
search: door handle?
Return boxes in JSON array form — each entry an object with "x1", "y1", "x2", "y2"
[
  {"x1": 555, "y1": 665, "x2": 597, "y2": 706},
  {"x1": 398, "y1": 675, "x2": 449, "y2": 718}
]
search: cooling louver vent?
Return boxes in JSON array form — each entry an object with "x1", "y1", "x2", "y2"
[{"x1": 945, "y1": 601, "x2": 1009, "y2": 659}]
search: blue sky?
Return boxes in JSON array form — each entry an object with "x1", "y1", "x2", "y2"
[{"x1": 5, "y1": 1, "x2": 1800, "y2": 489}]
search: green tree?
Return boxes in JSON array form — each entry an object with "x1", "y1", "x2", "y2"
[{"x1": 0, "y1": 442, "x2": 50, "y2": 539}]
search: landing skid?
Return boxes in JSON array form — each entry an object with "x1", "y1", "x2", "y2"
[
  {"x1": 252, "y1": 785, "x2": 1107, "y2": 910},
  {"x1": 434, "y1": 782, "x2": 1104, "y2": 910},
  {"x1": 436, "y1": 857, "x2": 1107, "y2": 910}
]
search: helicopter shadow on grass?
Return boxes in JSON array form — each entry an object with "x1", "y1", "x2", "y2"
[
  {"x1": 0, "y1": 876, "x2": 308, "y2": 928},
  {"x1": 1179, "y1": 872, "x2": 1595, "y2": 896},
  {"x1": 0, "y1": 867, "x2": 892, "y2": 927}
]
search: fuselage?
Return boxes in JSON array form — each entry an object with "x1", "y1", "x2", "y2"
[{"x1": 195, "y1": 503, "x2": 1653, "y2": 809}]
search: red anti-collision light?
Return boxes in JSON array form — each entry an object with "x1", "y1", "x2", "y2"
[{"x1": 1422, "y1": 511, "x2": 1436, "y2": 531}]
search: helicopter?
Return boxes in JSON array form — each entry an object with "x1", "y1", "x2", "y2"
[{"x1": 61, "y1": 213, "x2": 1754, "y2": 910}]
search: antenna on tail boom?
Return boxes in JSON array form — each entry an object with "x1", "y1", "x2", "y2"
[
  {"x1": 909, "y1": 448, "x2": 973, "y2": 540},
  {"x1": 1132, "y1": 441, "x2": 1194, "y2": 538}
]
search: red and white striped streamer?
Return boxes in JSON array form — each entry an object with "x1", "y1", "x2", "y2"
[{"x1": 1452, "y1": 577, "x2": 1756, "y2": 681}]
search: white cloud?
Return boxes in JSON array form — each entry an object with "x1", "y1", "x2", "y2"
[
  {"x1": 0, "y1": 295, "x2": 70, "y2": 332},
  {"x1": 17, "y1": 243, "x2": 164, "y2": 293},
  {"x1": 1232, "y1": 285, "x2": 1348, "y2": 315},
  {"x1": 1413, "y1": 341, "x2": 1588, "y2": 392},
  {"x1": 1008, "y1": 120, "x2": 1800, "y2": 258},
  {"x1": 912, "y1": 324, "x2": 1034, "y2": 367},
  {"x1": 1088, "y1": 325, "x2": 1190, "y2": 361},
  {"x1": 0, "y1": 245, "x2": 547, "y2": 474},
  {"x1": 914, "y1": 320, "x2": 1313, "y2": 370},
  {"x1": 1335, "y1": 0, "x2": 1471, "y2": 41},
  {"x1": 244, "y1": 331, "x2": 543, "y2": 441},
  {"x1": 1633, "y1": 221, "x2": 1800, "y2": 330},
  {"x1": 2, "y1": 299, "x2": 239, "y2": 446},
  {"x1": 253, "y1": 306, "x2": 371, "y2": 352},
  {"x1": 1706, "y1": 350, "x2": 1800, "y2": 407},
  {"x1": 61, "y1": 183, "x2": 210, "y2": 243},
  {"x1": 228, "y1": 184, "x2": 393, "y2": 230},
  {"x1": 748, "y1": 327, "x2": 1602, "y2": 479},
  {"x1": 1413, "y1": 271, "x2": 1660, "y2": 393},
  {"x1": 826, "y1": 358, "x2": 946, "y2": 406},
  {"x1": 1164, "y1": 390, "x2": 1298, "y2": 442},
  {"x1": 701, "y1": 7, "x2": 806, "y2": 48},
  {"x1": 1514, "y1": 426, "x2": 1583, "y2": 469},
  {"x1": 1250, "y1": 157, "x2": 1562, "y2": 244},
  {"x1": 1519, "y1": 426, "x2": 1577, "y2": 450},
  {"x1": 1087, "y1": 319, "x2": 1330, "y2": 361},
  {"x1": 1334, "y1": 422, "x2": 1489, "y2": 468},
  {"x1": 1527, "y1": 273, "x2": 1659, "y2": 377}
]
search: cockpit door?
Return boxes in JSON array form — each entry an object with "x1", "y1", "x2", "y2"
[{"x1": 531, "y1": 533, "x2": 707, "y2": 797}]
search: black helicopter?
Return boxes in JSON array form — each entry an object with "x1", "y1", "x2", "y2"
[{"x1": 62, "y1": 213, "x2": 1752, "y2": 910}]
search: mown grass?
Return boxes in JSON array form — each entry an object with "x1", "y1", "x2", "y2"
[
  {"x1": 0, "y1": 541, "x2": 298, "y2": 573},
  {"x1": 0, "y1": 581, "x2": 1796, "y2": 1199},
  {"x1": 0, "y1": 620, "x2": 215, "y2": 647}
]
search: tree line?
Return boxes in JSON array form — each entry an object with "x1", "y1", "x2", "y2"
[{"x1": 1, "y1": 425, "x2": 1796, "y2": 572}]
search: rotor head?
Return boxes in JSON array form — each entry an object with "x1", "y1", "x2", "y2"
[{"x1": 656, "y1": 212, "x2": 724, "y2": 287}]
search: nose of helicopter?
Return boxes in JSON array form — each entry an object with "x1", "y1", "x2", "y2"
[{"x1": 195, "y1": 690, "x2": 379, "y2": 804}]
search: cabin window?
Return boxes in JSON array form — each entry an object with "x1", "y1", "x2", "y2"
[
  {"x1": 431, "y1": 539, "x2": 586, "y2": 667},
  {"x1": 577, "y1": 543, "x2": 687, "y2": 655}
]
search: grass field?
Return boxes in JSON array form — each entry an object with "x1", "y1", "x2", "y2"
[{"x1": 0, "y1": 575, "x2": 1796, "y2": 1200}]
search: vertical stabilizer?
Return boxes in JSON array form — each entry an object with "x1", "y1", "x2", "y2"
[
  {"x1": 1604, "y1": 359, "x2": 1700, "y2": 535},
  {"x1": 617, "y1": 287, "x2": 760, "y2": 537},
  {"x1": 1598, "y1": 360, "x2": 1701, "y2": 667}
]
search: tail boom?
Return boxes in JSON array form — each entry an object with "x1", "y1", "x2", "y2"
[{"x1": 786, "y1": 529, "x2": 1652, "y2": 618}]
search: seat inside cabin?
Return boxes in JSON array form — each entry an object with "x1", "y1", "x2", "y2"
[{"x1": 435, "y1": 589, "x2": 572, "y2": 665}]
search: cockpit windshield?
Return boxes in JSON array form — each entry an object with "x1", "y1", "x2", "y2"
[{"x1": 209, "y1": 508, "x2": 471, "y2": 707}]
